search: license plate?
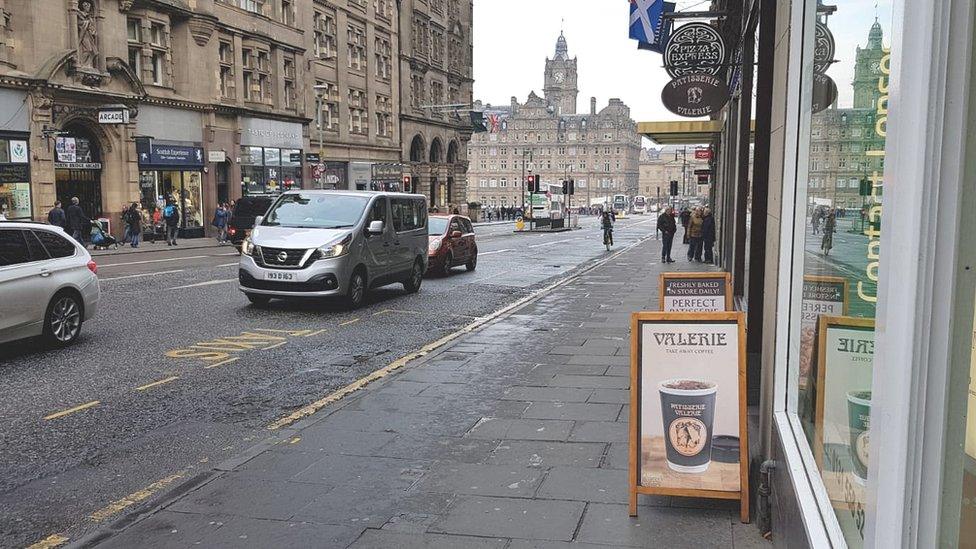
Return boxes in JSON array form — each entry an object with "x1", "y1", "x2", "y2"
[{"x1": 265, "y1": 271, "x2": 295, "y2": 281}]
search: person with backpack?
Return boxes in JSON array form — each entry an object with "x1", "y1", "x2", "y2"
[
  {"x1": 212, "y1": 203, "x2": 230, "y2": 244},
  {"x1": 163, "y1": 197, "x2": 180, "y2": 246},
  {"x1": 123, "y1": 202, "x2": 142, "y2": 248}
]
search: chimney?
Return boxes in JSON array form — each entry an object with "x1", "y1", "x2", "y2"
[{"x1": 590, "y1": 97, "x2": 597, "y2": 115}]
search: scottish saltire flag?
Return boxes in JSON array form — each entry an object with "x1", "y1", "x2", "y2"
[
  {"x1": 636, "y1": 2, "x2": 675, "y2": 54},
  {"x1": 629, "y1": 0, "x2": 666, "y2": 46}
]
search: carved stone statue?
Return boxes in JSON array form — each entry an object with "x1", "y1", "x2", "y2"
[{"x1": 77, "y1": 0, "x2": 98, "y2": 69}]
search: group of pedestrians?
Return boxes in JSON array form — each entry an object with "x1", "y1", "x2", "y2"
[
  {"x1": 656, "y1": 206, "x2": 716, "y2": 264},
  {"x1": 483, "y1": 206, "x2": 520, "y2": 221},
  {"x1": 46, "y1": 197, "x2": 92, "y2": 246},
  {"x1": 45, "y1": 196, "x2": 184, "y2": 249},
  {"x1": 211, "y1": 202, "x2": 234, "y2": 245}
]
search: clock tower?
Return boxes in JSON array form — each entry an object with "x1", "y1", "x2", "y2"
[
  {"x1": 852, "y1": 19, "x2": 885, "y2": 109},
  {"x1": 544, "y1": 31, "x2": 578, "y2": 115}
]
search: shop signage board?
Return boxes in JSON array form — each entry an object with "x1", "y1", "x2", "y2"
[
  {"x1": 305, "y1": 153, "x2": 321, "y2": 163},
  {"x1": 208, "y1": 150, "x2": 226, "y2": 163},
  {"x1": 98, "y1": 108, "x2": 129, "y2": 125},
  {"x1": 661, "y1": 74, "x2": 730, "y2": 118},
  {"x1": 9, "y1": 140, "x2": 27, "y2": 163},
  {"x1": 812, "y1": 316, "x2": 875, "y2": 544},
  {"x1": 812, "y1": 73, "x2": 838, "y2": 114},
  {"x1": 695, "y1": 148, "x2": 712, "y2": 160},
  {"x1": 814, "y1": 22, "x2": 836, "y2": 75},
  {"x1": 694, "y1": 169, "x2": 712, "y2": 176},
  {"x1": 629, "y1": 311, "x2": 749, "y2": 523},
  {"x1": 136, "y1": 140, "x2": 204, "y2": 167},
  {"x1": 697, "y1": 175, "x2": 710, "y2": 184},
  {"x1": 0, "y1": 163, "x2": 29, "y2": 183},
  {"x1": 663, "y1": 22, "x2": 726, "y2": 78},
  {"x1": 54, "y1": 162, "x2": 101, "y2": 170},
  {"x1": 659, "y1": 272, "x2": 732, "y2": 312}
]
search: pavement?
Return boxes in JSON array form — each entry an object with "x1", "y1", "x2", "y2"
[
  {"x1": 67, "y1": 232, "x2": 768, "y2": 548},
  {"x1": 3, "y1": 216, "x2": 668, "y2": 548}
]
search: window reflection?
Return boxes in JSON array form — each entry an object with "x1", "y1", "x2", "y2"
[{"x1": 795, "y1": 3, "x2": 891, "y2": 547}]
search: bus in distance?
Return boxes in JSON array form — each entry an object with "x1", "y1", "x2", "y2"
[
  {"x1": 612, "y1": 194, "x2": 628, "y2": 214},
  {"x1": 633, "y1": 195, "x2": 647, "y2": 215}
]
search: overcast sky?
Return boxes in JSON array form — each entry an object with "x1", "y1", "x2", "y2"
[{"x1": 472, "y1": 1, "x2": 893, "y2": 139}]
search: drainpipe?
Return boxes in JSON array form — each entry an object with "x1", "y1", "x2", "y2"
[{"x1": 757, "y1": 459, "x2": 776, "y2": 538}]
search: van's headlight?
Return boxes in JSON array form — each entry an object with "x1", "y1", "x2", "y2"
[
  {"x1": 241, "y1": 238, "x2": 255, "y2": 256},
  {"x1": 317, "y1": 234, "x2": 352, "y2": 260}
]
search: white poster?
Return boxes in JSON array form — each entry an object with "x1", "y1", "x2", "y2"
[
  {"x1": 9, "y1": 140, "x2": 27, "y2": 163},
  {"x1": 55, "y1": 137, "x2": 76, "y2": 163},
  {"x1": 639, "y1": 321, "x2": 741, "y2": 493}
]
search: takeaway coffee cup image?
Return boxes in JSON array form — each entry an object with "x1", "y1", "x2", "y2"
[
  {"x1": 847, "y1": 390, "x2": 871, "y2": 483},
  {"x1": 658, "y1": 379, "x2": 718, "y2": 473}
]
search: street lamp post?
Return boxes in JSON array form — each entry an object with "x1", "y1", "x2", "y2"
[{"x1": 313, "y1": 85, "x2": 329, "y2": 189}]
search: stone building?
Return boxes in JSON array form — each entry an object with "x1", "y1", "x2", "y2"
[
  {"x1": 465, "y1": 32, "x2": 640, "y2": 211},
  {"x1": 806, "y1": 20, "x2": 886, "y2": 211},
  {"x1": 638, "y1": 146, "x2": 712, "y2": 209},
  {"x1": 399, "y1": 0, "x2": 473, "y2": 213},
  {"x1": 0, "y1": 0, "x2": 472, "y2": 235}
]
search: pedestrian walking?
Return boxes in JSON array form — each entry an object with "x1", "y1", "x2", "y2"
[
  {"x1": 657, "y1": 207, "x2": 677, "y2": 263},
  {"x1": 123, "y1": 202, "x2": 142, "y2": 248},
  {"x1": 702, "y1": 207, "x2": 716, "y2": 264},
  {"x1": 687, "y1": 208, "x2": 705, "y2": 261},
  {"x1": 65, "y1": 197, "x2": 90, "y2": 246},
  {"x1": 163, "y1": 198, "x2": 180, "y2": 246},
  {"x1": 47, "y1": 200, "x2": 66, "y2": 230},
  {"x1": 212, "y1": 203, "x2": 230, "y2": 244}
]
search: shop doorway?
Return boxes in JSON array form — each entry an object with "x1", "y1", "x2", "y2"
[
  {"x1": 216, "y1": 161, "x2": 229, "y2": 205},
  {"x1": 54, "y1": 127, "x2": 103, "y2": 219}
]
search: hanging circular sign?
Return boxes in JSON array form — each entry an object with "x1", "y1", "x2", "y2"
[
  {"x1": 661, "y1": 74, "x2": 730, "y2": 118},
  {"x1": 811, "y1": 73, "x2": 838, "y2": 114},
  {"x1": 814, "y1": 22, "x2": 835, "y2": 74},
  {"x1": 664, "y1": 22, "x2": 726, "y2": 79}
]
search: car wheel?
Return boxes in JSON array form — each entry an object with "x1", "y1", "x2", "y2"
[
  {"x1": 245, "y1": 293, "x2": 271, "y2": 307},
  {"x1": 466, "y1": 251, "x2": 478, "y2": 271},
  {"x1": 43, "y1": 292, "x2": 83, "y2": 347},
  {"x1": 404, "y1": 259, "x2": 424, "y2": 293},
  {"x1": 346, "y1": 270, "x2": 367, "y2": 309},
  {"x1": 441, "y1": 252, "x2": 453, "y2": 276}
]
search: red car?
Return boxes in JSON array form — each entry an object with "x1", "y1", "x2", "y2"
[{"x1": 427, "y1": 214, "x2": 478, "y2": 275}]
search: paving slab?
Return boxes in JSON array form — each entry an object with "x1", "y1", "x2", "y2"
[
  {"x1": 349, "y1": 530, "x2": 508, "y2": 549},
  {"x1": 536, "y1": 466, "x2": 629, "y2": 504},
  {"x1": 569, "y1": 421, "x2": 630, "y2": 443},
  {"x1": 485, "y1": 441, "x2": 606, "y2": 469},
  {"x1": 429, "y1": 496, "x2": 585, "y2": 541},
  {"x1": 549, "y1": 375, "x2": 630, "y2": 389},
  {"x1": 521, "y1": 401, "x2": 622, "y2": 421},
  {"x1": 575, "y1": 503, "x2": 734, "y2": 548},
  {"x1": 588, "y1": 388, "x2": 630, "y2": 404},
  {"x1": 500, "y1": 386, "x2": 594, "y2": 403},
  {"x1": 415, "y1": 463, "x2": 544, "y2": 498},
  {"x1": 465, "y1": 418, "x2": 575, "y2": 442}
]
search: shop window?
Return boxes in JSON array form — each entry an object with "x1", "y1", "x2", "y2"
[
  {"x1": 347, "y1": 23, "x2": 367, "y2": 72},
  {"x1": 784, "y1": 2, "x2": 893, "y2": 547}
]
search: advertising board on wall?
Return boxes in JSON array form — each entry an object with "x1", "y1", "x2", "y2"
[{"x1": 629, "y1": 312, "x2": 749, "y2": 523}]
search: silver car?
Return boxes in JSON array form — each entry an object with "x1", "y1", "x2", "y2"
[
  {"x1": 238, "y1": 191, "x2": 429, "y2": 308},
  {"x1": 0, "y1": 222, "x2": 100, "y2": 347}
]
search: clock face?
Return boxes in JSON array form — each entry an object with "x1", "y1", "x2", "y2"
[{"x1": 553, "y1": 72, "x2": 565, "y2": 83}]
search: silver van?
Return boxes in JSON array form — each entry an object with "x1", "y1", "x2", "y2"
[{"x1": 238, "y1": 191, "x2": 428, "y2": 308}]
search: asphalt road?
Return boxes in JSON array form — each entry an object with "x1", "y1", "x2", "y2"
[{"x1": 0, "y1": 215, "x2": 658, "y2": 548}]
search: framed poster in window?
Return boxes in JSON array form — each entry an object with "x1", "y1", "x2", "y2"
[{"x1": 629, "y1": 311, "x2": 749, "y2": 523}]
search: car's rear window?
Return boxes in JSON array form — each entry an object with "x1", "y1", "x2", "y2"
[{"x1": 234, "y1": 198, "x2": 273, "y2": 218}]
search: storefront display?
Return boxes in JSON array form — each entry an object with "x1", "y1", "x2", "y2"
[
  {"x1": 0, "y1": 134, "x2": 31, "y2": 219},
  {"x1": 136, "y1": 138, "x2": 205, "y2": 237},
  {"x1": 240, "y1": 145, "x2": 302, "y2": 195}
]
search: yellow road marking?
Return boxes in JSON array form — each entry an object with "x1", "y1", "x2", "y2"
[
  {"x1": 372, "y1": 309, "x2": 422, "y2": 317},
  {"x1": 26, "y1": 534, "x2": 68, "y2": 549},
  {"x1": 255, "y1": 328, "x2": 314, "y2": 336},
  {"x1": 267, "y1": 233, "x2": 656, "y2": 432},
  {"x1": 262, "y1": 341, "x2": 287, "y2": 350},
  {"x1": 304, "y1": 329, "x2": 327, "y2": 337},
  {"x1": 289, "y1": 436, "x2": 301, "y2": 444},
  {"x1": 136, "y1": 376, "x2": 179, "y2": 391},
  {"x1": 90, "y1": 473, "x2": 185, "y2": 522},
  {"x1": 204, "y1": 357, "x2": 240, "y2": 369},
  {"x1": 43, "y1": 401, "x2": 100, "y2": 421},
  {"x1": 339, "y1": 318, "x2": 361, "y2": 326}
]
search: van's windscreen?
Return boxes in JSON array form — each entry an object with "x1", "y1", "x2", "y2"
[{"x1": 262, "y1": 194, "x2": 369, "y2": 229}]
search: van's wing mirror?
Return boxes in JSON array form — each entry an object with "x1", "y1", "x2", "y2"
[
  {"x1": 254, "y1": 215, "x2": 263, "y2": 226},
  {"x1": 367, "y1": 220, "x2": 384, "y2": 235}
]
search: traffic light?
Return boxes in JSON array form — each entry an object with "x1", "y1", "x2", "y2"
[
  {"x1": 568, "y1": 179, "x2": 575, "y2": 195},
  {"x1": 858, "y1": 178, "x2": 872, "y2": 197},
  {"x1": 669, "y1": 180, "x2": 679, "y2": 196},
  {"x1": 402, "y1": 175, "x2": 412, "y2": 193},
  {"x1": 527, "y1": 175, "x2": 540, "y2": 193},
  {"x1": 561, "y1": 180, "x2": 569, "y2": 195}
]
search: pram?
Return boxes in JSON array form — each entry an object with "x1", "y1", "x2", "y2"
[{"x1": 90, "y1": 223, "x2": 119, "y2": 250}]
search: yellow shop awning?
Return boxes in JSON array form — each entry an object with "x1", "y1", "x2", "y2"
[{"x1": 638, "y1": 120, "x2": 755, "y2": 145}]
